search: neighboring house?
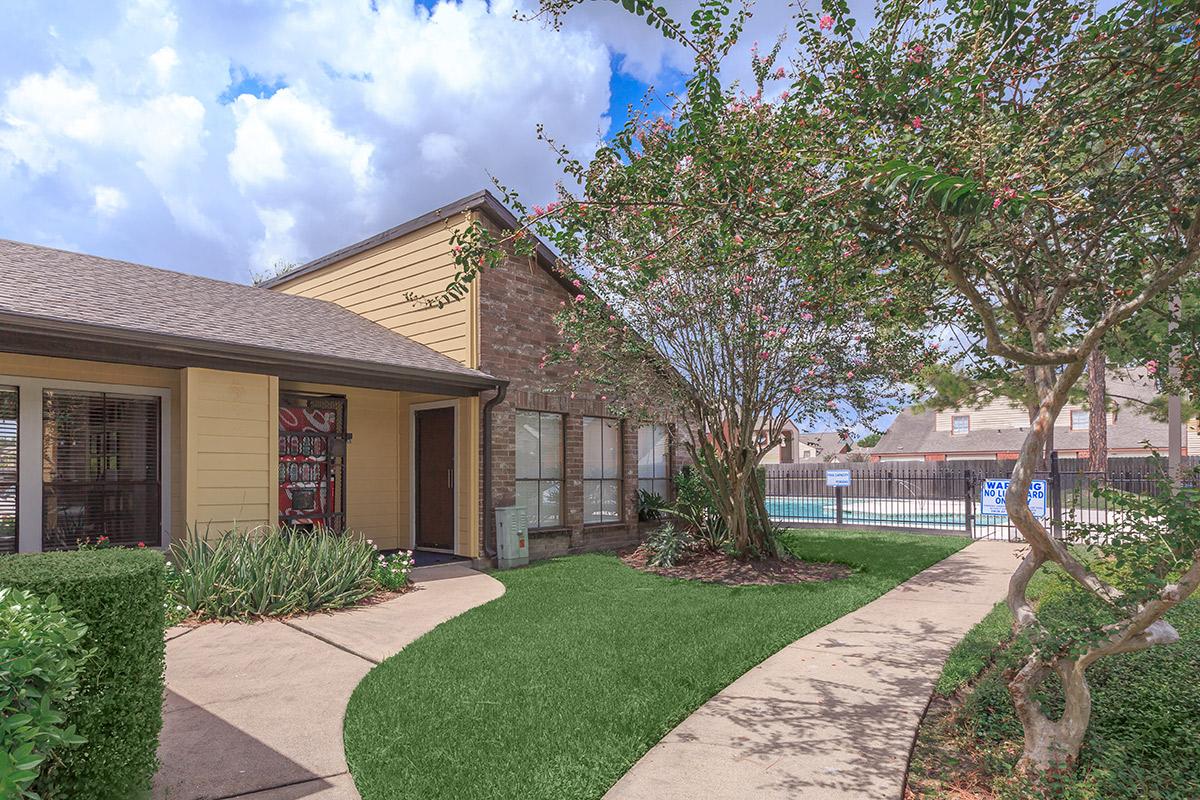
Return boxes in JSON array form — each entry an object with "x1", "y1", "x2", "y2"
[
  {"x1": 758, "y1": 419, "x2": 801, "y2": 464},
  {"x1": 871, "y1": 372, "x2": 1197, "y2": 463},
  {"x1": 263, "y1": 190, "x2": 683, "y2": 560},
  {"x1": 0, "y1": 190, "x2": 680, "y2": 562},
  {"x1": 758, "y1": 421, "x2": 851, "y2": 464}
]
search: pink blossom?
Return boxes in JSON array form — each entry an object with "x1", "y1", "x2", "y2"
[
  {"x1": 574, "y1": 294, "x2": 586, "y2": 302},
  {"x1": 571, "y1": 343, "x2": 581, "y2": 353},
  {"x1": 912, "y1": 116, "x2": 922, "y2": 131},
  {"x1": 819, "y1": 14, "x2": 834, "y2": 30},
  {"x1": 774, "y1": 67, "x2": 786, "y2": 79},
  {"x1": 733, "y1": 234, "x2": 745, "y2": 245},
  {"x1": 1146, "y1": 359, "x2": 1159, "y2": 376},
  {"x1": 572, "y1": 279, "x2": 582, "y2": 288}
]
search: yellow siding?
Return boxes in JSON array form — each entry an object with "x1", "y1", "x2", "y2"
[
  {"x1": 282, "y1": 381, "x2": 404, "y2": 549},
  {"x1": 934, "y1": 398, "x2": 1113, "y2": 432},
  {"x1": 0, "y1": 353, "x2": 185, "y2": 540},
  {"x1": 182, "y1": 368, "x2": 276, "y2": 535},
  {"x1": 271, "y1": 213, "x2": 480, "y2": 368}
]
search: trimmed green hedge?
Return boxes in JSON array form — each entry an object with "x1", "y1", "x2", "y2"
[{"x1": 0, "y1": 549, "x2": 166, "y2": 799}]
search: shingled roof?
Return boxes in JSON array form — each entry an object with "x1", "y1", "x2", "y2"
[
  {"x1": 0, "y1": 239, "x2": 500, "y2": 394},
  {"x1": 874, "y1": 374, "x2": 1172, "y2": 456}
]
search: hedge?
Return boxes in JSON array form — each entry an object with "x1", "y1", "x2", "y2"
[{"x1": 0, "y1": 549, "x2": 166, "y2": 799}]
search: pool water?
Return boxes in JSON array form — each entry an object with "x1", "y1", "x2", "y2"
[{"x1": 764, "y1": 497, "x2": 1008, "y2": 527}]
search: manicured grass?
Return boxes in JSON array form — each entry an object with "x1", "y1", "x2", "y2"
[
  {"x1": 911, "y1": 573, "x2": 1200, "y2": 799},
  {"x1": 343, "y1": 529, "x2": 968, "y2": 800}
]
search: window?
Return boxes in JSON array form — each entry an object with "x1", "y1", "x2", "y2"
[
  {"x1": 516, "y1": 411, "x2": 563, "y2": 529},
  {"x1": 951, "y1": 414, "x2": 970, "y2": 435},
  {"x1": 583, "y1": 416, "x2": 622, "y2": 524},
  {"x1": 638, "y1": 424, "x2": 670, "y2": 500},
  {"x1": 1070, "y1": 409, "x2": 1089, "y2": 431},
  {"x1": 0, "y1": 387, "x2": 16, "y2": 555},
  {"x1": 42, "y1": 390, "x2": 161, "y2": 550}
]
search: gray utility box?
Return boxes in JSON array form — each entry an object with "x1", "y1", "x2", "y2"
[{"x1": 495, "y1": 506, "x2": 529, "y2": 570}]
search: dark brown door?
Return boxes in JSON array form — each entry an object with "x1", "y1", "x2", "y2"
[{"x1": 415, "y1": 407, "x2": 455, "y2": 550}]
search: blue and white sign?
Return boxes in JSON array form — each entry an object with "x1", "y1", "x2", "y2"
[
  {"x1": 980, "y1": 479, "x2": 1048, "y2": 518},
  {"x1": 826, "y1": 469, "x2": 852, "y2": 488}
]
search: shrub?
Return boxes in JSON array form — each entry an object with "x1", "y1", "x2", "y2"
[
  {"x1": 0, "y1": 548, "x2": 166, "y2": 800},
  {"x1": 170, "y1": 525, "x2": 378, "y2": 620},
  {"x1": 637, "y1": 489, "x2": 667, "y2": 522},
  {"x1": 373, "y1": 550, "x2": 415, "y2": 591},
  {"x1": 643, "y1": 523, "x2": 694, "y2": 568},
  {"x1": 0, "y1": 589, "x2": 89, "y2": 799},
  {"x1": 668, "y1": 466, "x2": 729, "y2": 549}
]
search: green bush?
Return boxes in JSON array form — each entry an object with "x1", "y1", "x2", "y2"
[
  {"x1": 372, "y1": 550, "x2": 415, "y2": 591},
  {"x1": 936, "y1": 577, "x2": 1200, "y2": 799},
  {"x1": 643, "y1": 523, "x2": 694, "y2": 568},
  {"x1": 0, "y1": 589, "x2": 89, "y2": 799},
  {"x1": 0, "y1": 548, "x2": 166, "y2": 800},
  {"x1": 171, "y1": 526, "x2": 378, "y2": 620}
]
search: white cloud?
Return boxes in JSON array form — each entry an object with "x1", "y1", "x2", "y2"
[
  {"x1": 149, "y1": 46, "x2": 179, "y2": 86},
  {"x1": 92, "y1": 185, "x2": 127, "y2": 217},
  {"x1": 0, "y1": 0, "x2": 760, "y2": 281},
  {"x1": 229, "y1": 88, "x2": 373, "y2": 192}
]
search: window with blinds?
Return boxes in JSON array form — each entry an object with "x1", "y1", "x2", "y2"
[
  {"x1": 42, "y1": 390, "x2": 161, "y2": 550},
  {"x1": 0, "y1": 387, "x2": 16, "y2": 555},
  {"x1": 637, "y1": 424, "x2": 670, "y2": 500},
  {"x1": 583, "y1": 416, "x2": 622, "y2": 524},
  {"x1": 516, "y1": 411, "x2": 563, "y2": 529}
]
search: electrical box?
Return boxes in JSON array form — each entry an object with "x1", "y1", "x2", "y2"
[{"x1": 495, "y1": 506, "x2": 529, "y2": 570}]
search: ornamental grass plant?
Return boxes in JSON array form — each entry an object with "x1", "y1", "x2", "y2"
[{"x1": 170, "y1": 525, "x2": 379, "y2": 620}]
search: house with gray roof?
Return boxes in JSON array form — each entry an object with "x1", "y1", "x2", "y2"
[{"x1": 871, "y1": 372, "x2": 1197, "y2": 463}]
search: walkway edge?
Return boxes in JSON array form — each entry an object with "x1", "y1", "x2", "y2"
[{"x1": 603, "y1": 540, "x2": 1020, "y2": 800}]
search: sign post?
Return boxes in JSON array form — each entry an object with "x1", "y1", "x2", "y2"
[{"x1": 826, "y1": 470, "x2": 851, "y2": 526}]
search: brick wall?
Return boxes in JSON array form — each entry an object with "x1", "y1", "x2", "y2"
[{"x1": 478, "y1": 249, "x2": 683, "y2": 560}]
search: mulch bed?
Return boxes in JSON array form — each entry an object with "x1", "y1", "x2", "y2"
[{"x1": 621, "y1": 546, "x2": 851, "y2": 586}]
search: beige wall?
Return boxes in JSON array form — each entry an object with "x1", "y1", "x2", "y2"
[
  {"x1": 271, "y1": 212, "x2": 481, "y2": 369},
  {"x1": 934, "y1": 398, "x2": 1117, "y2": 433},
  {"x1": 0, "y1": 354, "x2": 481, "y2": 557},
  {"x1": 181, "y1": 368, "x2": 278, "y2": 536}
]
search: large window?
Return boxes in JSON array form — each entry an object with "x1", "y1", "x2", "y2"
[
  {"x1": 42, "y1": 390, "x2": 161, "y2": 550},
  {"x1": 516, "y1": 411, "x2": 563, "y2": 529},
  {"x1": 637, "y1": 424, "x2": 670, "y2": 500},
  {"x1": 951, "y1": 414, "x2": 970, "y2": 435},
  {"x1": 583, "y1": 416, "x2": 622, "y2": 524},
  {"x1": 1070, "y1": 409, "x2": 1089, "y2": 430},
  {"x1": 0, "y1": 387, "x2": 16, "y2": 554}
]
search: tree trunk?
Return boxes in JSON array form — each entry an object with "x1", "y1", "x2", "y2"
[
  {"x1": 1009, "y1": 653, "x2": 1092, "y2": 771},
  {"x1": 1088, "y1": 348, "x2": 1108, "y2": 473}
]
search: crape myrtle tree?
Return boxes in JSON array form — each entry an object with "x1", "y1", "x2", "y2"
[
  {"x1": 496, "y1": 0, "x2": 1200, "y2": 776},
  {"x1": 845, "y1": 0, "x2": 1200, "y2": 771},
  {"x1": 441, "y1": 5, "x2": 933, "y2": 557}
]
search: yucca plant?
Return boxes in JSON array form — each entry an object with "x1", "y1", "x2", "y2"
[{"x1": 170, "y1": 525, "x2": 379, "y2": 620}]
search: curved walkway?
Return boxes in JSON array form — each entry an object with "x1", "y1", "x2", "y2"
[
  {"x1": 154, "y1": 564, "x2": 504, "y2": 800},
  {"x1": 604, "y1": 540, "x2": 1019, "y2": 800}
]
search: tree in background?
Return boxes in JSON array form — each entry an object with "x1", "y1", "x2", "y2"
[
  {"x1": 853, "y1": 0, "x2": 1200, "y2": 770},
  {"x1": 448, "y1": 0, "x2": 1200, "y2": 774},
  {"x1": 445, "y1": 14, "x2": 931, "y2": 556}
]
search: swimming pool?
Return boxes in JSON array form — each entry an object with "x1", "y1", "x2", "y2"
[{"x1": 764, "y1": 496, "x2": 1009, "y2": 528}]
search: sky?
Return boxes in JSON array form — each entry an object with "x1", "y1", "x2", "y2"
[{"x1": 0, "y1": 0, "x2": 827, "y2": 283}]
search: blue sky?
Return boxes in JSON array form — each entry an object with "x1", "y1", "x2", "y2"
[{"x1": 2, "y1": 0, "x2": 787, "y2": 282}]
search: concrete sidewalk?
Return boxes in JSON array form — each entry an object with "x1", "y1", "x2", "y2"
[
  {"x1": 604, "y1": 540, "x2": 1020, "y2": 800},
  {"x1": 154, "y1": 564, "x2": 504, "y2": 800}
]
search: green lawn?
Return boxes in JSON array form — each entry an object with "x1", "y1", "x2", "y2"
[{"x1": 343, "y1": 529, "x2": 968, "y2": 800}]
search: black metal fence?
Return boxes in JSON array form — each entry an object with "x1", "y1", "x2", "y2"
[{"x1": 765, "y1": 455, "x2": 1199, "y2": 541}]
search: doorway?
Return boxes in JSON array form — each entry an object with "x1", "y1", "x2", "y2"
[{"x1": 414, "y1": 405, "x2": 456, "y2": 551}]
